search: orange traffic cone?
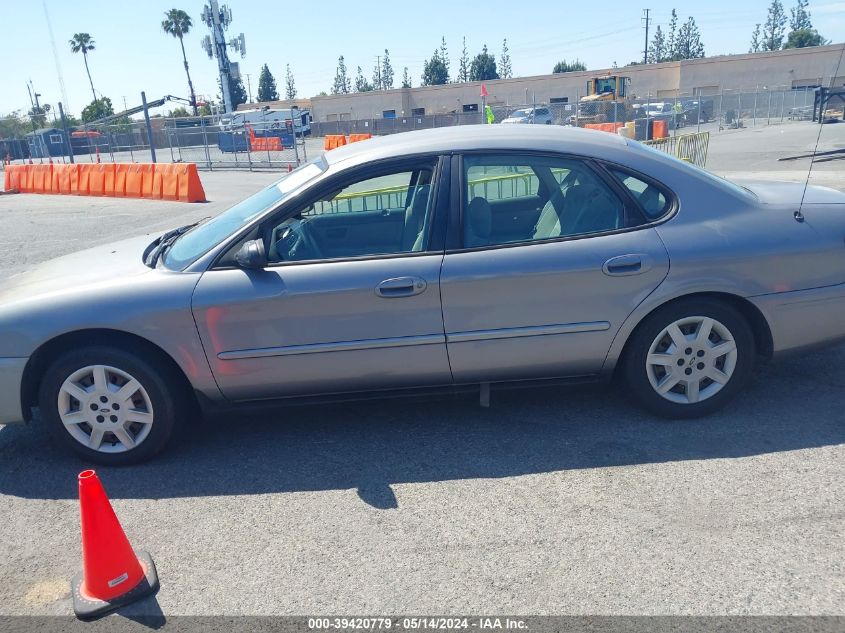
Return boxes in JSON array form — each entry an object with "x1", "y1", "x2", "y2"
[
  {"x1": 71, "y1": 470, "x2": 159, "y2": 620},
  {"x1": 287, "y1": 162, "x2": 293, "y2": 173}
]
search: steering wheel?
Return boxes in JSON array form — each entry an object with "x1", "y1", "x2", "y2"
[{"x1": 274, "y1": 218, "x2": 324, "y2": 261}]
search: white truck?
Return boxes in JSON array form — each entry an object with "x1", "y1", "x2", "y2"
[{"x1": 221, "y1": 107, "x2": 312, "y2": 135}]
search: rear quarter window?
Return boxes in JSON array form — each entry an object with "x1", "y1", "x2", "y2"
[{"x1": 609, "y1": 169, "x2": 671, "y2": 220}]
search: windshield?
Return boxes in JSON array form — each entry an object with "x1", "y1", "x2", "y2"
[
  {"x1": 163, "y1": 158, "x2": 326, "y2": 270},
  {"x1": 511, "y1": 109, "x2": 531, "y2": 118}
]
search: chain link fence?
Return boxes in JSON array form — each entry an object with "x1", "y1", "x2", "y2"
[
  {"x1": 1, "y1": 116, "x2": 308, "y2": 170},
  {"x1": 2, "y1": 86, "x2": 839, "y2": 173},
  {"x1": 311, "y1": 85, "x2": 825, "y2": 139}
]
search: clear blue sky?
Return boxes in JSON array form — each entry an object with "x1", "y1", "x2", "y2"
[{"x1": 3, "y1": 0, "x2": 843, "y2": 118}]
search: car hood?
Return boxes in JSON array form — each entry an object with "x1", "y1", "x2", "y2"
[
  {"x1": 737, "y1": 181, "x2": 845, "y2": 205},
  {"x1": 0, "y1": 234, "x2": 155, "y2": 305}
]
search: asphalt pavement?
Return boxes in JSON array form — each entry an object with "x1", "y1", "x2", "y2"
[{"x1": 0, "y1": 121, "x2": 842, "y2": 618}]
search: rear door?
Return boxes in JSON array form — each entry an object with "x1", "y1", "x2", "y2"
[{"x1": 440, "y1": 152, "x2": 670, "y2": 383}]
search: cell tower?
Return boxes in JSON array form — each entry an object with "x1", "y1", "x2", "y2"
[{"x1": 201, "y1": 0, "x2": 246, "y2": 113}]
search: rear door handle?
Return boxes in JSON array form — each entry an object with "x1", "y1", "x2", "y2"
[
  {"x1": 375, "y1": 276, "x2": 427, "y2": 298},
  {"x1": 602, "y1": 254, "x2": 651, "y2": 276}
]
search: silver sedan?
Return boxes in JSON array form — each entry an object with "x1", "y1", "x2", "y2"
[{"x1": 1, "y1": 125, "x2": 844, "y2": 465}]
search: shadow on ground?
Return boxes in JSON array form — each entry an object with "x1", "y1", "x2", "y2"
[{"x1": 1, "y1": 345, "x2": 843, "y2": 506}]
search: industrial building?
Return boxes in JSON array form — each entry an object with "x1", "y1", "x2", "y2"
[{"x1": 243, "y1": 43, "x2": 844, "y2": 123}]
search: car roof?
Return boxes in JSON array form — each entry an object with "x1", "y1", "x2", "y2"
[{"x1": 325, "y1": 125, "x2": 629, "y2": 168}]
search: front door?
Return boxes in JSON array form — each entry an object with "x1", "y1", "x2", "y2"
[
  {"x1": 440, "y1": 152, "x2": 670, "y2": 383},
  {"x1": 192, "y1": 158, "x2": 453, "y2": 401}
]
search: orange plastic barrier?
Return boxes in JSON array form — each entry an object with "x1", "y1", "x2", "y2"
[
  {"x1": 142, "y1": 164, "x2": 160, "y2": 199},
  {"x1": 31, "y1": 164, "x2": 52, "y2": 194},
  {"x1": 3, "y1": 164, "x2": 24, "y2": 192},
  {"x1": 348, "y1": 133, "x2": 372, "y2": 143},
  {"x1": 323, "y1": 134, "x2": 348, "y2": 150},
  {"x1": 246, "y1": 124, "x2": 285, "y2": 152},
  {"x1": 174, "y1": 163, "x2": 207, "y2": 203},
  {"x1": 113, "y1": 163, "x2": 131, "y2": 197},
  {"x1": 4, "y1": 162, "x2": 205, "y2": 202},
  {"x1": 87, "y1": 163, "x2": 114, "y2": 196},
  {"x1": 77, "y1": 163, "x2": 92, "y2": 196},
  {"x1": 51, "y1": 164, "x2": 77, "y2": 194},
  {"x1": 652, "y1": 120, "x2": 669, "y2": 139},
  {"x1": 585, "y1": 122, "x2": 625, "y2": 134}
]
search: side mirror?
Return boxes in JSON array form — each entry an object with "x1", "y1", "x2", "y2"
[{"x1": 234, "y1": 239, "x2": 267, "y2": 269}]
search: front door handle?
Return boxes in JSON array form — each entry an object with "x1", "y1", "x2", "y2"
[
  {"x1": 375, "y1": 276, "x2": 427, "y2": 298},
  {"x1": 602, "y1": 254, "x2": 651, "y2": 276}
]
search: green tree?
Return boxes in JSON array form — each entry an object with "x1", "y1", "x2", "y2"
[
  {"x1": 230, "y1": 77, "x2": 248, "y2": 108},
  {"x1": 258, "y1": 64, "x2": 279, "y2": 102},
  {"x1": 81, "y1": 97, "x2": 114, "y2": 123},
  {"x1": 784, "y1": 0, "x2": 826, "y2": 48},
  {"x1": 68, "y1": 33, "x2": 98, "y2": 104},
  {"x1": 381, "y1": 49, "x2": 394, "y2": 90},
  {"x1": 401, "y1": 67, "x2": 412, "y2": 89},
  {"x1": 27, "y1": 106, "x2": 48, "y2": 129},
  {"x1": 355, "y1": 66, "x2": 374, "y2": 92},
  {"x1": 790, "y1": 0, "x2": 811, "y2": 30},
  {"x1": 285, "y1": 64, "x2": 296, "y2": 99},
  {"x1": 500, "y1": 39, "x2": 512, "y2": 79},
  {"x1": 422, "y1": 50, "x2": 449, "y2": 86},
  {"x1": 675, "y1": 16, "x2": 705, "y2": 59},
  {"x1": 219, "y1": 76, "x2": 247, "y2": 108},
  {"x1": 161, "y1": 9, "x2": 198, "y2": 115},
  {"x1": 784, "y1": 28, "x2": 827, "y2": 48},
  {"x1": 440, "y1": 37, "x2": 450, "y2": 79},
  {"x1": 0, "y1": 112, "x2": 32, "y2": 138},
  {"x1": 649, "y1": 25, "x2": 667, "y2": 62},
  {"x1": 469, "y1": 44, "x2": 498, "y2": 81},
  {"x1": 552, "y1": 59, "x2": 586, "y2": 73},
  {"x1": 666, "y1": 10, "x2": 678, "y2": 59},
  {"x1": 167, "y1": 106, "x2": 191, "y2": 118},
  {"x1": 332, "y1": 56, "x2": 351, "y2": 94},
  {"x1": 762, "y1": 0, "x2": 788, "y2": 50},
  {"x1": 750, "y1": 23, "x2": 762, "y2": 52},
  {"x1": 458, "y1": 37, "x2": 469, "y2": 83}
]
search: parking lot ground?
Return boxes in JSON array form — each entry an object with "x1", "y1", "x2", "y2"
[{"x1": 0, "y1": 120, "x2": 843, "y2": 617}]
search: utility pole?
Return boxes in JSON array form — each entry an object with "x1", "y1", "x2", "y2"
[
  {"x1": 642, "y1": 9, "x2": 651, "y2": 64},
  {"x1": 245, "y1": 73, "x2": 253, "y2": 103}
]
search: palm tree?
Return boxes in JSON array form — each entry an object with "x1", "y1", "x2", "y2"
[
  {"x1": 68, "y1": 33, "x2": 98, "y2": 104},
  {"x1": 162, "y1": 9, "x2": 198, "y2": 116}
]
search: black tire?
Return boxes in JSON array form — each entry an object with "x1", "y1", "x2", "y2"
[
  {"x1": 622, "y1": 298, "x2": 755, "y2": 418},
  {"x1": 38, "y1": 345, "x2": 183, "y2": 465}
]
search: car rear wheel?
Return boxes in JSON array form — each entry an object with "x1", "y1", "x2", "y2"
[
  {"x1": 623, "y1": 299, "x2": 755, "y2": 418},
  {"x1": 39, "y1": 346, "x2": 181, "y2": 465}
]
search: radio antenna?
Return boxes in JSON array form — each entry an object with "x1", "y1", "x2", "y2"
[{"x1": 798, "y1": 44, "x2": 844, "y2": 219}]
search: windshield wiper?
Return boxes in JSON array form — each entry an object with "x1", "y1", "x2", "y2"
[{"x1": 145, "y1": 218, "x2": 209, "y2": 268}]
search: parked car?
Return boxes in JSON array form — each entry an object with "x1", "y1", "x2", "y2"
[
  {"x1": 633, "y1": 102, "x2": 685, "y2": 129},
  {"x1": 679, "y1": 98, "x2": 714, "y2": 124},
  {"x1": 501, "y1": 107, "x2": 553, "y2": 125},
  {"x1": 2, "y1": 125, "x2": 845, "y2": 464}
]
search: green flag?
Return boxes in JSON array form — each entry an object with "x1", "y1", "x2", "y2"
[{"x1": 485, "y1": 105, "x2": 495, "y2": 124}]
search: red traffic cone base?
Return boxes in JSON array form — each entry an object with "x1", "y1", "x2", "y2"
[
  {"x1": 71, "y1": 470, "x2": 159, "y2": 620},
  {"x1": 72, "y1": 550, "x2": 159, "y2": 620}
]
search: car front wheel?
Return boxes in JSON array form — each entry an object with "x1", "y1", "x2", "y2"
[
  {"x1": 39, "y1": 346, "x2": 181, "y2": 465},
  {"x1": 623, "y1": 299, "x2": 755, "y2": 418}
]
